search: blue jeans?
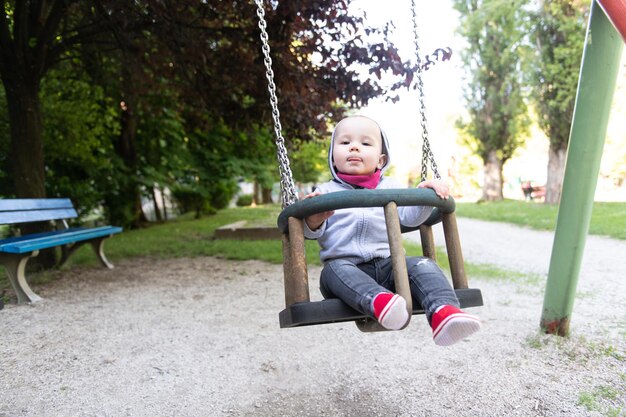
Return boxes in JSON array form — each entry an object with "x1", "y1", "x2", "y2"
[{"x1": 320, "y1": 256, "x2": 459, "y2": 324}]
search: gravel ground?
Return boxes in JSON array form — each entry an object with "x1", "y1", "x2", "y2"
[{"x1": 0, "y1": 218, "x2": 625, "y2": 417}]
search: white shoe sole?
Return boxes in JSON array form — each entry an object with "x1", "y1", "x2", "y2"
[
  {"x1": 433, "y1": 313, "x2": 481, "y2": 346},
  {"x1": 378, "y1": 294, "x2": 409, "y2": 330}
]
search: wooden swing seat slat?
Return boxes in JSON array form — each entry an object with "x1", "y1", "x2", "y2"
[
  {"x1": 279, "y1": 288, "x2": 484, "y2": 328},
  {"x1": 278, "y1": 188, "x2": 483, "y2": 331}
]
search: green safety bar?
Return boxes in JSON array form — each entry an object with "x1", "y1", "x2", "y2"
[{"x1": 277, "y1": 188, "x2": 455, "y2": 234}]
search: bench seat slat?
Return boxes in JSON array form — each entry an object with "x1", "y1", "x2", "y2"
[
  {"x1": 0, "y1": 226, "x2": 118, "y2": 244},
  {"x1": 0, "y1": 208, "x2": 78, "y2": 225},
  {"x1": 1, "y1": 198, "x2": 123, "y2": 304},
  {"x1": 0, "y1": 226, "x2": 122, "y2": 253},
  {"x1": 0, "y1": 198, "x2": 74, "y2": 211}
]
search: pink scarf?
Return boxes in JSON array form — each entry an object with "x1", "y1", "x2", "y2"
[{"x1": 336, "y1": 170, "x2": 382, "y2": 189}]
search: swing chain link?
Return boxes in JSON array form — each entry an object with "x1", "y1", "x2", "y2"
[
  {"x1": 255, "y1": 0, "x2": 440, "y2": 200},
  {"x1": 255, "y1": 0, "x2": 298, "y2": 208},
  {"x1": 410, "y1": 0, "x2": 441, "y2": 182}
]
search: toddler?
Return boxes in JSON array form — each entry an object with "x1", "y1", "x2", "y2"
[{"x1": 303, "y1": 115, "x2": 481, "y2": 346}]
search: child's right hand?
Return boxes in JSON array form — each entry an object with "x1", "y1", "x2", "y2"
[
  {"x1": 417, "y1": 179, "x2": 450, "y2": 200},
  {"x1": 303, "y1": 190, "x2": 334, "y2": 231}
]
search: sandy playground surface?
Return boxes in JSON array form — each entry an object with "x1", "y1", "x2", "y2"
[{"x1": 0, "y1": 218, "x2": 625, "y2": 417}]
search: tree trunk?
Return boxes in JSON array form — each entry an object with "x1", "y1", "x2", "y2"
[
  {"x1": 4, "y1": 80, "x2": 46, "y2": 198},
  {"x1": 2, "y1": 69, "x2": 57, "y2": 268},
  {"x1": 151, "y1": 185, "x2": 163, "y2": 222},
  {"x1": 262, "y1": 187, "x2": 273, "y2": 204},
  {"x1": 108, "y1": 59, "x2": 148, "y2": 228},
  {"x1": 160, "y1": 184, "x2": 168, "y2": 220},
  {"x1": 545, "y1": 141, "x2": 567, "y2": 205},
  {"x1": 482, "y1": 150, "x2": 504, "y2": 201},
  {"x1": 253, "y1": 181, "x2": 261, "y2": 206}
]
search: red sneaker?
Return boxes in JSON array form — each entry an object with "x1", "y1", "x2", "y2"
[
  {"x1": 373, "y1": 293, "x2": 409, "y2": 330},
  {"x1": 431, "y1": 305, "x2": 481, "y2": 346}
]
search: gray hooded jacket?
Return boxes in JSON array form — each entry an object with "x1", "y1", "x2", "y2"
[{"x1": 304, "y1": 117, "x2": 433, "y2": 264}]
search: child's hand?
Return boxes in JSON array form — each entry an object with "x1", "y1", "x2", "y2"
[
  {"x1": 303, "y1": 190, "x2": 334, "y2": 231},
  {"x1": 417, "y1": 179, "x2": 450, "y2": 200}
]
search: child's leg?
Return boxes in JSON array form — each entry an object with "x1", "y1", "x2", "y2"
[
  {"x1": 321, "y1": 259, "x2": 408, "y2": 329},
  {"x1": 405, "y1": 256, "x2": 459, "y2": 321},
  {"x1": 320, "y1": 259, "x2": 389, "y2": 315},
  {"x1": 406, "y1": 256, "x2": 480, "y2": 345}
]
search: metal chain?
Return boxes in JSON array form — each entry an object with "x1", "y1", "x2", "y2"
[
  {"x1": 410, "y1": 0, "x2": 441, "y2": 181},
  {"x1": 255, "y1": 0, "x2": 298, "y2": 208}
]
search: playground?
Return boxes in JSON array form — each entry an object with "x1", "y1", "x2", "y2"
[
  {"x1": 1, "y1": 217, "x2": 624, "y2": 417},
  {"x1": 1, "y1": 1, "x2": 626, "y2": 416}
]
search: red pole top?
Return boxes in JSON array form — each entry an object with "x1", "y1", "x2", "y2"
[{"x1": 597, "y1": 0, "x2": 626, "y2": 43}]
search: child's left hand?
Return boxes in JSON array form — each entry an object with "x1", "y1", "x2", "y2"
[{"x1": 417, "y1": 179, "x2": 450, "y2": 200}]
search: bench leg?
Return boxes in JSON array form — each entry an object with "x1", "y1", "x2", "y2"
[
  {"x1": 91, "y1": 238, "x2": 114, "y2": 269},
  {"x1": 59, "y1": 237, "x2": 115, "y2": 269},
  {"x1": 0, "y1": 251, "x2": 43, "y2": 304},
  {"x1": 59, "y1": 243, "x2": 80, "y2": 266}
]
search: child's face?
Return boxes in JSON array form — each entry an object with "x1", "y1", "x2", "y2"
[{"x1": 332, "y1": 117, "x2": 387, "y2": 175}]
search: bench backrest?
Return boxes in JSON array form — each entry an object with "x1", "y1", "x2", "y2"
[{"x1": 0, "y1": 199, "x2": 77, "y2": 225}]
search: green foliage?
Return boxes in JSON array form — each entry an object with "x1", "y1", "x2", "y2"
[
  {"x1": 40, "y1": 63, "x2": 119, "y2": 216},
  {"x1": 171, "y1": 185, "x2": 213, "y2": 218},
  {"x1": 1, "y1": 1, "x2": 412, "y2": 226},
  {"x1": 529, "y1": 0, "x2": 588, "y2": 147},
  {"x1": 136, "y1": 105, "x2": 188, "y2": 191},
  {"x1": 181, "y1": 122, "x2": 254, "y2": 210},
  {"x1": 236, "y1": 194, "x2": 253, "y2": 207},
  {"x1": 453, "y1": 0, "x2": 531, "y2": 163},
  {"x1": 289, "y1": 138, "x2": 328, "y2": 184},
  {"x1": 228, "y1": 126, "x2": 279, "y2": 192},
  {"x1": 209, "y1": 179, "x2": 239, "y2": 210}
]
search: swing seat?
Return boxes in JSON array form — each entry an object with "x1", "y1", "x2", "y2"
[
  {"x1": 277, "y1": 188, "x2": 453, "y2": 233},
  {"x1": 279, "y1": 288, "x2": 483, "y2": 328},
  {"x1": 254, "y1": 0, "x2": 478, "y2": 332},
  {"x1": 277, "y1": 188, "x2": 483, "y2": 331}
]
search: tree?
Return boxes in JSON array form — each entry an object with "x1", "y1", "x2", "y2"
[
  {"x1": 529, "y1": 0, "x2": 588, "y2": 204},
  {"x1": 453, "y1": 0, "x2": 531, "y2": 201},
  {"x1": 290, "y1": 139, "x2": 328, "y2": 185},
  {"x1": 0, "y1": 1, "x2": 60, "y2": 199},
  {"x1": 0, "y1": 1, "x2": 101, "y2": 265},
  {"x1": 1, "y1": 1, "x2": 411, "y2": 215},
  {"x1": 40, "y1": 61, "x2": 118, "y2": 217},
  {"x1": 0, "y1": 83, "x2": 9, "y2": 195}
]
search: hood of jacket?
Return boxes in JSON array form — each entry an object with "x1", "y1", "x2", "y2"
[{"x1": 328, "y1": 116, "x2": 391, "y2": 187}]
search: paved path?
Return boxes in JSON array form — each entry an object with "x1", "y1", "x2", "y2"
[
  {"x1": 1, "y1": 218, "x2": 624, "y2": 417},
  {"x1": 407, "y1": 217, "x2": 626, "y2": 337}
]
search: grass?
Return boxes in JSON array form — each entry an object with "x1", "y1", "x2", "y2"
[
  {"x1": 1, "y1": 203, "x2": 534, "y2": 296},
  {"x1": 577, "y1": 385, "x2": 624, "y2": 415},
  {"x1": 62, "y1": 205, "x2": 535, "y2": 284},
  {"x1": 524, "y1": 334, "x2": 626, "y2": 416},
  {"x1": 0, "y1": 206, "x2": 288, "y2": 299},
  {"x1": 66, "y1": 205, "x2": 309, "y2": 266},
  {"x1": 3, "y1": 199, "x2": 623, "y2": 300},
  {"x1": 456, "y1": 200, "x2": 626, "y2": 240},
  {"x1": 525, "y1": 334, "x2": 625, "y2": 362}
]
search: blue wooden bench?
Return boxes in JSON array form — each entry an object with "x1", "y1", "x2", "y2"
[{"x1": 0, "y1": 199, "x2": 122, "y2": 304}]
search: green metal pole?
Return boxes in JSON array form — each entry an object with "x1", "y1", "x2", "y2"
[{"x1": 540, "y1": 1, "x2": 624, "y2": 336}]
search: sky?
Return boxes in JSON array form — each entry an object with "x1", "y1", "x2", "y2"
[
  {"x1": 348, "y1": 0, "x2": 469, "y2": 184},
  {"x1": 346, "y1": 0, "x2": 626, "y2": 201}
]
